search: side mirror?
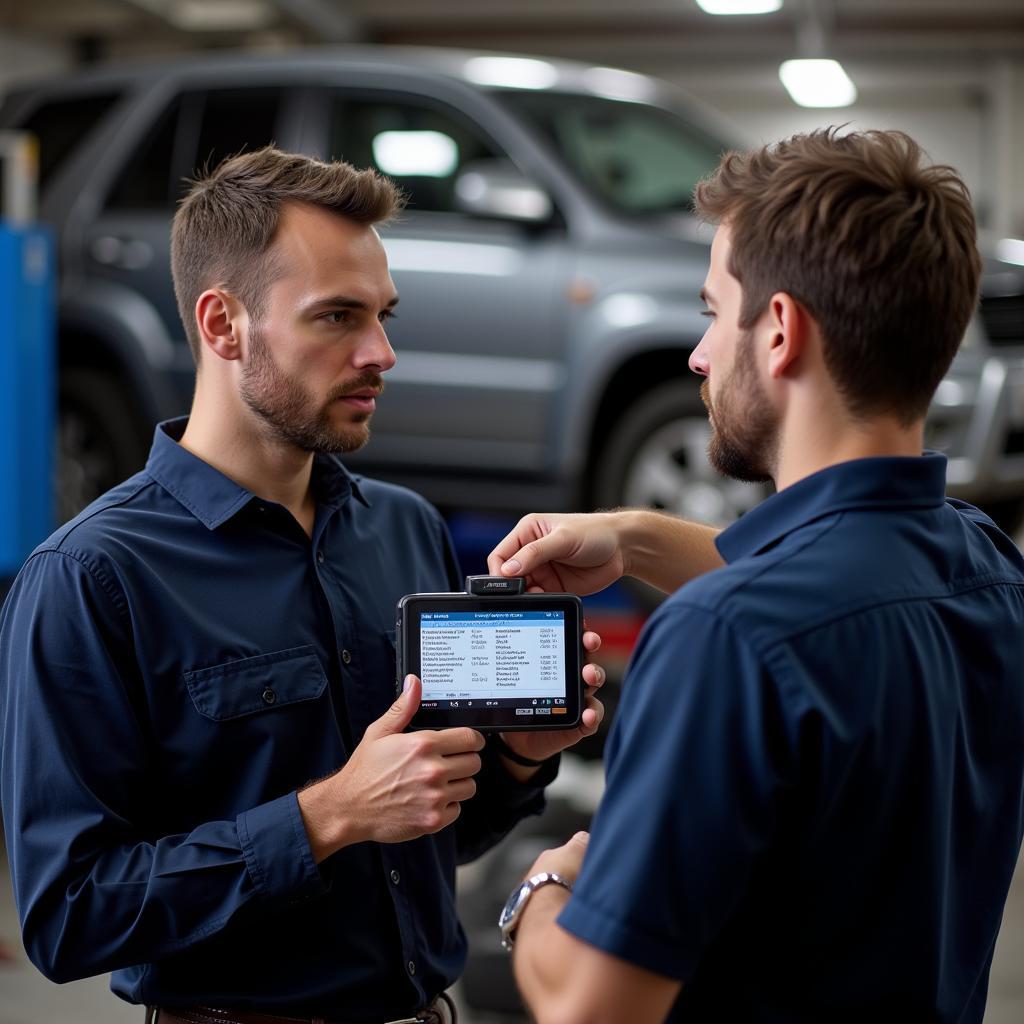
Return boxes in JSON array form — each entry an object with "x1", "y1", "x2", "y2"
[{"x1": 454, "y1": 159, "x2": 553, "y2": 223}]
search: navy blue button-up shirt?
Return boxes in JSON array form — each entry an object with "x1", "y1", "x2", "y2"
[
  {"x1": 560, "y1": 454, "x2": 1024, "y2": 1023},
  {"x1": 0, "y1": 419, "x2": 553, "y2": 1020}
]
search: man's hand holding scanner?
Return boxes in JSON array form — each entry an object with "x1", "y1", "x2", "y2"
[
  {"x1": 297, "y1": 675, "x2": 485, "y2": 861},
  {"x1": 402, "y1": 628, "x2": 606, "y2": 784}
]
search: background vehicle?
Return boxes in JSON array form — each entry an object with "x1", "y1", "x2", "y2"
[{"x1": 2, "y1": 47, "x2": 1023, "y2": 531}]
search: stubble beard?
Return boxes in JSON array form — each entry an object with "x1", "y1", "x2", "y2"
[
  {"x1": 239, "y1": 322, "x2": 383, "y2": 454},
  {"x1": 700, "y1": 331, "x2": 778, "y2": 485}
]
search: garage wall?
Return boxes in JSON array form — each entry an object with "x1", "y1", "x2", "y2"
[{"x1": 0, "y1": 34, "x2": 69, "y2": 96}]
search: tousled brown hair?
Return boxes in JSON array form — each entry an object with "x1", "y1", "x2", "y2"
[
  {"x1": 171, "y1": 146, "x2": 404, "y2": 362},
  {"x1": 694, "y1": 128, "x2": 982, "y2": 423}
]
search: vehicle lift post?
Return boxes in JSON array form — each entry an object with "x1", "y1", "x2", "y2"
[{"x1": 0, "y1": 131, "x2": 55, "y2": 583}]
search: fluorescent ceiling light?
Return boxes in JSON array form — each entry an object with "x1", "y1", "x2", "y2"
[
  {"x1": 779, "y1": 58, "x2": 857, "y2": 108},
  {"x1": 996, "y1": 238, "x2": 1024, "y2": 266},
  {"x1": 695, "y1": 0, "x2": 783, "y2": 14},
  {"x1": 372, "y1": 131, "x2": 458, "y2": 178},
  {"x1": 582, "y1": 66, "x2": 657, "y2": 104},
  {"x1": 123, "y1": 0, "x2": 275, "y2": 30},
  {"x1": 463, "y1": 56, "x2": 559, "y2": 90}
]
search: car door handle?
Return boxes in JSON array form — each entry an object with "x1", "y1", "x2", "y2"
[{"x1": 90, "y1": 235, "x2": 153, "y2": 270}]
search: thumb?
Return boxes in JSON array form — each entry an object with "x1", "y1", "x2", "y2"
[
  {"x1": 369, "y1": 674, "x2": 421, "y2": 737},
  {"x1": 569, "y1": 830, "x2": 590, "y2": 849}
]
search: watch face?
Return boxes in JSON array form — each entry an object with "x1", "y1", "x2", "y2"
[{"x1": 500, "y1": 880, "x2": 531, "y2": 929}]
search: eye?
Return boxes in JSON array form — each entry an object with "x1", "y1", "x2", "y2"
[
  {"x1": 321, "y1": 310, "x2": 349, "y2": 326},
  {"x1": 378, "y1": 309, "x2": 397, "y2": 324}
]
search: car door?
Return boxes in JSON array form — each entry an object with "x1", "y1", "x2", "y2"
[{"x1": 320, "y1": 89, "x2": 573, "y2": 479}]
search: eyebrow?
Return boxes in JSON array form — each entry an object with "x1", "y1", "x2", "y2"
[{"x1": 304, "y1": 294, "x2": 400, "y2": 314}]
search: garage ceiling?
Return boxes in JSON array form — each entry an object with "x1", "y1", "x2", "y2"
[{"x1": 2, "y1": 0, "x2": 1023, "y2": 66}]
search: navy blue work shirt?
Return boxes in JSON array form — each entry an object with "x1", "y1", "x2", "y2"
[
  {"x1": 0, "y1": 418, "x2": 555, "y2": 1021},
  {"x1": 560, "y1": 453, "x2": 1024, "y2": 1024}
]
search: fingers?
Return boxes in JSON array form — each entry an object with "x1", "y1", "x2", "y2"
[
  {"x1": 446, "y1": 777, "x2": 478, "y2": 803},
  {"x1": 582, "y1": 662, "x2": 606, "y2": 689},
  {"x1": 487, "y1": 515, "x2": 543, "y2": 575},
  {"x1": 488, "y1": 520, "x2": 578, "y2": 580},
  {"x1": 580, "y1": 694, "x2": 605, "y2": 734},
  {"x1": 583, "y1": 630, "x2": 602, "y2": 653},
  {"x1": 442, "y1": 751, "x2": 483, "y2": 781},
  {"x1": 425, "y1": 801, "x2": 462, "y2": 835},
  {"x1": 432, "y1": 726, "x2": 486, "y2": 755}
]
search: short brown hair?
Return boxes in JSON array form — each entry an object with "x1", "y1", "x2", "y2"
[
  {"x1": 694, "y1": 128, "x2": 982, "y2": 423},
  {"x1": 171, "y1": 146, "x2": 404, "y2": 361}
]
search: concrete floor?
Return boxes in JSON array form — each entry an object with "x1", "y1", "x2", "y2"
[{"x1": 3, "y1": 524, "x2": 1024, "y2": 1023}]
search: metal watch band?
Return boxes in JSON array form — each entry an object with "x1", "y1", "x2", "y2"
[{"x1": 499, "y1": 870, "x2": 574, "y2": 951}]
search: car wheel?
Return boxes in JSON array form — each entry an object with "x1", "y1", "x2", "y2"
[
  {"x1": 57, "y1": 368, "x2": 149, "y2": 524},
  {"x1": 593, "y1": 379, "x2": 769, "y2": 524}
]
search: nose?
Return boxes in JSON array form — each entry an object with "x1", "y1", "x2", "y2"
[
  {"x1": 354, "y1": 319, "x2": 397, "y2": 373},
  {"x1": 689, "y1": 334, "x2": 710, "y2": 377}
]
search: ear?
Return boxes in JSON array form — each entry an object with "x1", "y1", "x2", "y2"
[
  {"x1": 195, "y1": 288, "x2": 246, "y2": 363},
  {"x1": 765, "y1": 292, "x2": 809, "y2": 380}
]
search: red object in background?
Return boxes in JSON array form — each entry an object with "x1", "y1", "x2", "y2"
[{"x1": 582, "y1": 612, "x2": 646, "y2": 667}]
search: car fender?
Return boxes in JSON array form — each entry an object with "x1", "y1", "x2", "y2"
[
  {"x1": 553, "y1": 291, "x2": 707, "y2": 480},
  {"x1": 59, "y1": 277, "x2": 188, "y2": 424}
]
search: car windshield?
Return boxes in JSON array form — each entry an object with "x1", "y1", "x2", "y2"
[{"x1": 497, "y1": 90, "x2": 727, "y2": 215}]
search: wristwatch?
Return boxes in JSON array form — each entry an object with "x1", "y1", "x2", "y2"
[{"x1": 498, "y1": 871, "x2": 574, "y2": 951}]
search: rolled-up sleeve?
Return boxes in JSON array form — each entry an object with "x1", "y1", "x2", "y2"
[{"x1": 0, "y1": 550, "x2": 324, "y2": 983}]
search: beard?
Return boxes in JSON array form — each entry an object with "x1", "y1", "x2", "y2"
[
  {"x1": 700, "y1": 331, "x2": 778, "y2": 484},
  {"x1": 239, "y1": 323, "x2": 384, "y2": 454}
]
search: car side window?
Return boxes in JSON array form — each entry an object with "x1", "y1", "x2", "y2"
[
  {"x1": 328, "y1": 95, "x2": 504, "y2": 214},
  {"x1": 106, "y1": 87, "x2": 284, "y2": 211},
  {"x1": 19, "y1": 91, "x2": 123, "y2": 191}
]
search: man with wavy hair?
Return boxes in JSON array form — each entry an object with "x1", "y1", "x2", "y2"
[{"x1": 491, "y1": 129, "x2": 1024, "y2": 1023}]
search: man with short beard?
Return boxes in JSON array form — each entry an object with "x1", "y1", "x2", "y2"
[
  {"x1": 486, "y1": 129, "x2": 1024, "y2": 1024},
  {"x1": 0, "y1": 148, "x2": 606, "y2": 1023}
]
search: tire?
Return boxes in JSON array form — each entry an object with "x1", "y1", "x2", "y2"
[
  {"x1": 57, "y1": 368, "x2": 150, "y2": 524},
  {"x1": 593, "y1": 378, "x2": 769, "y2": 524}
]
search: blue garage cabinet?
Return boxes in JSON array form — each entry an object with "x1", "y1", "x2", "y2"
[{"x1": 0, "y1": 158, "x2": 55, "y2": 576}]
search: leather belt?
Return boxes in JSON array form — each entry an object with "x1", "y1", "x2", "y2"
[{"x1": 145, "y1": 993, "x2": 456, "y2": 1024}]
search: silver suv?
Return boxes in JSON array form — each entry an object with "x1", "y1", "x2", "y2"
[{"x1": 4, "y1": 47, "x2": 1024, "y2": 529}]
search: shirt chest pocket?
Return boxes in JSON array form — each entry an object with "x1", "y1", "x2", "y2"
[{"x1": 184, "y1": 645, "x2": 328, "y2": 721}]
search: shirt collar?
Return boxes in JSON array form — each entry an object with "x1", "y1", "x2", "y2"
[
  {"x1": 145, "y1": 417, "x2": 370, "y2": 531},
  {"x1": 715, "y1": 452, "x2": 948, "y2": 563}
]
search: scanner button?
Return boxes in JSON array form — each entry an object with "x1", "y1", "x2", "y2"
[{"x1": 515, "y1": 708, "x2": 534, "y2": 716}]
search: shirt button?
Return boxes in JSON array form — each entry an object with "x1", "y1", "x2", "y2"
[
  {"x1": 390, "y1": 869, "x2": 400, "y2": 885},
  {"x1": 407, "y1": 960, "x2": 416, "y2": 976},
  {"x1": 341, "y1": 649, "x2": 352, "y2": 665},
  {"x1": 316, "y1": 550, "x2": 325, "y2": 564},
  {"x1": 261, "y1": 687, "x2": 276, "y2": 705}
]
